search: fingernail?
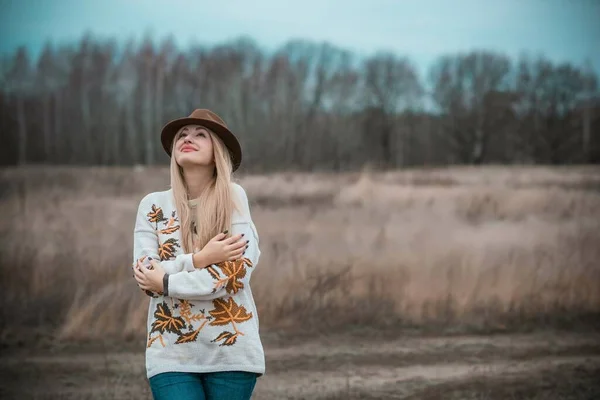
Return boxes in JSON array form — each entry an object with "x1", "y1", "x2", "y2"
[
  {"x1": 243, "y1": 251, "x2": 246, "y2": 255},
  {"x1": 246, "y1": 240, "x2": 249, "y2": 243},
  {"x1": 223, "y1": 230, "x2": 229, "y2": 234},
  {"x1": 241, "y1": 233, "x2": 245, "y2": 237},
  {"x1": 148, "y1": 257, "x2": 153, "y2": 260}
]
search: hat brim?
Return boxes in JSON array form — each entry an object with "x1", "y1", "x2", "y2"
[{"x1": 161, "y1": 117, "x2": 242, "y2": 172}]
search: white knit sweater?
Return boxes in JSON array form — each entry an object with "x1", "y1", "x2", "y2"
[{"x1": 132, "y1": 184, "x2": 265, "y2": 379}]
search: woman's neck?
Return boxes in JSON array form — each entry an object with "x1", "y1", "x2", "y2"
[{"x1": 183, "y1": 166, "x2": 214, "y2": 199}]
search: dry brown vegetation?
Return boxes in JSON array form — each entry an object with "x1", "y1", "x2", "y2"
[{"x1": 1, "y1": 165, "x2": 600, "y2": 345}]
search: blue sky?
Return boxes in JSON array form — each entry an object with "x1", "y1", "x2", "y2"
[{"x1": 0, "y1": 0, "x2": 598, "y2": 75}]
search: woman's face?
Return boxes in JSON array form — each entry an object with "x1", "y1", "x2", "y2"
[{"x1": 173, "y1": 124, "x2": 214, "y2": 168}]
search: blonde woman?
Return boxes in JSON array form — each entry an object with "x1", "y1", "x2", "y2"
[{"x1": 132, "y1": 109, "x2": 264, "y2": 400}]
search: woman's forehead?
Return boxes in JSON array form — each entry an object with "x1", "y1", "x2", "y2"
[{"x1": 178, "y1": 124, "x2": 210, "y2": 135}]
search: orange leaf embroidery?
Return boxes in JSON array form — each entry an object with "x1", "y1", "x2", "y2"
[
  {"x1": 179, "y1": 300, "x2": 207, "y2": 324},
  {"x1": 212, "y1": 258, "x2": 253, "y2": 294},
  {"x1": 147, "y1": 204, "x2": 167, "y2": 225},
  {"x1": 206, "y1": 265, "x2": 220, "y2": 280},
  {"x1": 147, "y1": 333, "x2": 165, "y2": 348},
  {"x1": 209, "y1": 297, "x2": 253, "y2": 327},
  {"x1": 159, "y1": 226, "x2": 180, "y2": 235},
  {"x1": 150, "y1": 302, "x2": 186, "y2": 335},
  {"x1": 171, "y1": 300, "x2": 210, "y2": 345},
  {"x1": 159, "y1": 238, "x2": 180, "y2": 261},
  {"x1": 175, "y1": 328, "x2": 201, "y2": 344},
  {"x1": 209, "y1": 297, "x2": 252, "y2": 346},
  {"x1": 159, "y1": 212, "x2": 180, "y2": 235},
  {"x1": 212, "y1": 331, "x2": 238, "y2": 346},
  {"x1": 148, "y1": 301, "x2": 212, "y2": 347}
]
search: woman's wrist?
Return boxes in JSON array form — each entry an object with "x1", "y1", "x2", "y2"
[{"x1": 192, "y1": 250, "x2": 209, "y2": 269}]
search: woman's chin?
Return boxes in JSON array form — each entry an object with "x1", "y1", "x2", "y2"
[{"x1": 177, "y1": 155, "x2": 212, "y2": 168}]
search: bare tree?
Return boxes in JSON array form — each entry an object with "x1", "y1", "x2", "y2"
[
  {"x1": 430, "y1": 51, "x2": 513, "y2": 164},
  {"x1": 5, "y1": 47, "x2": 32, "y2": 165},
  {"x1": 137, "y1": 36, "x2": 156, "y2": 165},
  {"x1": 581, "y1": 60, "x2": 598, "y2": 163},
  {"x1": 110, "y1": 40, "x2": 140, "y2": 164},
  {"x1": 516, "y1": 56, "x2": 591, "y2": 163},
  {"x1": 363, "y1": 53, "x2": 423, "y2": 167}
]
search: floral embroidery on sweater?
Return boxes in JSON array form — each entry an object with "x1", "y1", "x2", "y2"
[
  {"x1": 208, "y1": 258, "x2": 254, "y2": 294},
  {"x1": 147, "y1": 299, "x2": 211, "y2": 347},
  {"x1": 159, "y1": 238, "x2": 180, "y2": 261},
  {"x1": 209, "y1": 297, "x2": 253, "y2": 346},
  {"x1": 159, "y1": 211, "x2": 180, "y2": 235},
  {"x1": 146, "y1": 297, "x2": 253, "y2": 348},
  {"x1": 149, "y1": 207, "x2": 181, "y2": 261},
  {"x1": 141, "y1": 204, "x2": 255, "y2": 348},
  {"x1": 147, "y1": 204, "x2": 168, "y2": 228}
]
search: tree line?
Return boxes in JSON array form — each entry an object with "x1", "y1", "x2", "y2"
[{"x1": 1, "y1": 34, "x2": 598, "y2": 171}]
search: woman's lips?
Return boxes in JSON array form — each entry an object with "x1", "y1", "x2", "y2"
[{"x1": 181, "y1": 147, "x2": 196, "y2": 152}]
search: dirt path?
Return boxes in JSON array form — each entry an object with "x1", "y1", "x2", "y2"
[
  {"x1": 1, "y1": 331, "x2": 599, "y2": 399},
  {"x1": 257, "y1": 355, "x2": 600, "y2": 399}
]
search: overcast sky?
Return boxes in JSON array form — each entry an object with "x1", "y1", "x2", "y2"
[{"x1": 0, "y1": 0, "x2": 598, "y2": 74}]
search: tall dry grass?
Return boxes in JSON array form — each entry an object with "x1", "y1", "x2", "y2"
[{"x1": 1, "y1": 165, "x2": 599, "y2": 344}]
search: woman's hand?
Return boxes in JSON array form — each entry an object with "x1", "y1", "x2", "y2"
[
  {"x1": 193, "y1": 231, "x2": 249, "y2": 268},
  {"x1": 134, "y1": 257, "x2": 166, "y2": 293}
]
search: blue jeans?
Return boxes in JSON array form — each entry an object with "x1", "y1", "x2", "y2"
[{"x1": 149, "y1": 371, "x2": 258, "y2": 400}]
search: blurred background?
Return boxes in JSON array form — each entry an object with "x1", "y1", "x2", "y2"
[{"x1": 1, "y1": 1, "x2": 599, "y2": 399}]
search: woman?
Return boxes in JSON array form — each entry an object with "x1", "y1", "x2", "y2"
[{"x1": 132, "y1": 109, "x2": 265, "y2": 400}]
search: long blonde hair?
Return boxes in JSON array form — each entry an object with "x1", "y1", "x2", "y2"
[{"x1": 170, "y1": 128, "x2": 237, "y2": 253}]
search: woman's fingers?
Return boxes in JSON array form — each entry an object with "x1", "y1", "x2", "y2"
[
  {"x1": 222, "y1": 233, "x2": 244, "y2": 245},
  {"x1": 134, "y1": 267, "x2": 146, "y2": 282},
  {"x1": 229, "y1": 243, "x2": 249, "y2": 259},
  {"x1": 211, "y1": 232, "x2": 227, "y2": 242},
  {"x1": 224, "y1": 244, "x2": 244, "y2": 255},
  {"x1": 231, "y1": 247, "x2": 245, "y2": 257},
  {"x1": 225, "y1": 239, "x2": 248, "y2": 252}
]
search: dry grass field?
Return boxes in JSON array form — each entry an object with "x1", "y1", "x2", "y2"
[{"x1": 1, "y1": 165, "x2": 599, "y2": 399}]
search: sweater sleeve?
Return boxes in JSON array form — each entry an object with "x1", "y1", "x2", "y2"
[
  {"x1": 166, "y1": 185, "x2": 261, "y2": 301},
  {"x1": 132, "y1": 194, "x2": 196, "y2": 297}
]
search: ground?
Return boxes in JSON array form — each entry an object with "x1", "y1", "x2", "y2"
[{"x1": 2, "y1": 330, "x2": 599, "y2": 399}]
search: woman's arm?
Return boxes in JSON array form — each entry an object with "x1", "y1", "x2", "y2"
[
  {"x1": 165, "y1": 218, "x2": 260, "y2": 300},
  {"x1": 132, "y1": 194, "x2": 196, "y2": 297}
]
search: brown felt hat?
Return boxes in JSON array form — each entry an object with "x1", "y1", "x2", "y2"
[{"x1": 160, "y1": 109, "x2": 242, "y2": 171}]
